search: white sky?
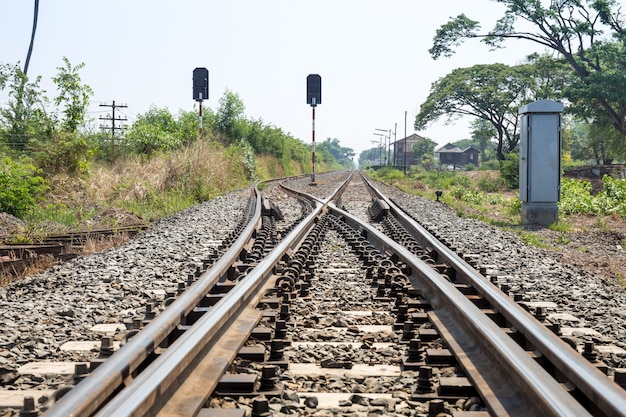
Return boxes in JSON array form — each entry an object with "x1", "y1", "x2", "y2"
[{"x1": 1, "y1": 0, "x2": 543, "y2": 157}]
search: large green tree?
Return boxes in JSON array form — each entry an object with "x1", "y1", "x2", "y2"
[
  {"x1": 415, "y1": 63, "x2": 534, "y2": 160},
  {"x1": 429, "y1": 0, "x2": 626, "y2": 148}
]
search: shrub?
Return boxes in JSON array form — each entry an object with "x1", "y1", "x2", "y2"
[
  {"x1": 500, "y1": 153, "x2": 519, "y2": 188},
  {"x1": 28, "y1": 132, "x2": 95, "y2": 175},
  {"x1": 479, "y1": 160, "x2": 500, "y2": 170},
  {"x1": 477, "y1": 175, "x2": 507, "y2": 192},
  {"x1": 0, "y1": 157, "x2": 48, "y2": 217},
  {"x1": 559, "y1": 176, "x2": 626, "y2": 217}
]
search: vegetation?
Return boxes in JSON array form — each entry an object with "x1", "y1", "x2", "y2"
[
  {"x1": 428, "y1": 0, "x2": 626, "y2": 160},
  {"x1": 366, "y1": 168, "x2": 626, "y2": 229},
  {"x1": 415, "y1": 63, "x2": 538, "y2": 161},
  {"x1": 0, "y1": 59, "x2": 351, "y2": 234},
  {"x1": 0, "y1": 157, "x2": 47, "y2": 217}
]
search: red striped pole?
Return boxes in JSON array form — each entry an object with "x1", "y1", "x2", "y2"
[
  {"x1": 199, "y1": 101, "x2": 203, "y2": 137},
  {"x1": 311, "y1": 105, "x2": 316, "y2": 183}
]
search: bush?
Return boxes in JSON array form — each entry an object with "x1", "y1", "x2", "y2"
[
  {"x1": 500, "y1": 153, "x2": 519, "y2": 188},
  {"x1": 0, "y1": 157, "x2": 48, "y2": 217},
  {"x1": 378, "y1": 167, "x2": 405, "y2": 180},
  {"x1": 477, "y1": 175, "x2": 507, "y2": 192},
  {"x1": 559, "y1": 176, "x2": 626, "y2": 217},
  {"x1": 479, "y1": 160, "x2": 500, "y2": 170},
  {"x1": 28, "y1": 132, "x2": 95, "y2": 175}
]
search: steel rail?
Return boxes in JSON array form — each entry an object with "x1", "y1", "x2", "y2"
[
  {"x1": 46, "y1": 174, "x2": 349, "y2": 416},
  {"x1": 360, "y1": 172, "x2": 626, "y2": 417},
  {"x1": 43, "y1": 187, "x2": 261, "y2": 417},
  {"x1": 91, "y1": 176, "x2": 350, "y2": 416},
  {"x1": 328, "y1": 199, "x2": 594, "y2": 417}
]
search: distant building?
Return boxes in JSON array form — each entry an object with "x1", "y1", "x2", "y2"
[
  {"x1": 463, "y1": 145, "x2": 480, "y2": 167},
  {"x1": 435, "y1": 143, "x2": 480, "y2": 168},
  {"x1": 392, "y1": 133, "x2": 428, "y2": 168}
]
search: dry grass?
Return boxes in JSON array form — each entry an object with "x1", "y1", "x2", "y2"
[{"x1": 83, "y1": 139, "x2": 246, "y2": 204}]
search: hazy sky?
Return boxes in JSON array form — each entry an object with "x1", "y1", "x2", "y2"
[{"x1": 1, "y1": 1, "x2": 543, "y2": 157}]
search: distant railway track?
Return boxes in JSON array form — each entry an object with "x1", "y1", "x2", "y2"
[
  {"x1": 0, "y1": 224, "x2": 149, "y2": 282},
  {"x1": 1, "y1": 170, "x2": 625, "y2": 417}
]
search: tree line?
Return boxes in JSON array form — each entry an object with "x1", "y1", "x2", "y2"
[
  {"x1": 417, "y1": 0, "x2": 626, "y2": 165},
  {"x1": 0, "y1": 60, "x2": 354, "y2": 217}
]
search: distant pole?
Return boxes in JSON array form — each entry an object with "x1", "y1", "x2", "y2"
[
  {"x1": 403, "y1": 111, "x2": 407, "y2": 174},
  {"x1": 24, "y1": 0, "x2": 39, "y2": 75},
  {"x1": 199, "y1": 101, "x2": 203, "y2": 137},
  {"x1": 99, "y1": 100, "x2": 128, "y2": 158},
  {"x1": 306, "y1": 74, "x2": 321, "y2": 185},
  {"x1": 393, "y1": 123, "x2": 397, "y2": 165},
  {"x1": 312, "y1": 104, "x2": 316, "y2": 183},
  {"x1": 387, "y1": 129, "x2": 391, "y2": 165}
]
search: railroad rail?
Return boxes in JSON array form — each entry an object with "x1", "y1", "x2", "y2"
[
  {"x1": 5, "y1": 170, "x2": 623, "y2": 416},
  {"x1": 0, "y1": 224, "x2": 149, "y2": 281}
]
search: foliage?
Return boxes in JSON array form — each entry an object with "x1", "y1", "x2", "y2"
[
  {"x1": 318, "y1": 138, "x2": 355, "y2": 168},
  {"x1": 52, "y1": 57, "x2": 93, "y2": 133},
  {"x1": 358, "y1": 147, "x2": 383, "y2": 167},
  {"x1": 377, "y1": 167, "x2": 404, "y2": 180},
  {"x1": 429, "y1": 0, "x2": 626, "y2": 155},
  {"x1": 124, "y1": 107, "x2": 188, "y2": 155},
  {"x1": 0, "y1": 157, "x2": 47, "y2": 217},
  {"x1": 28, "y1": 131, "x2": 95, "y2": 174},
  {"x1": 420, "y1": 153, "x2": 437, "y2": 171},
  {"x1": 549, "y1": 221, "x2": 572, "y2": 233},
  {"x1": 414, "y1": 63, "x2": 535, "y2": 160},
  {"x1": 585, "y1": 115, "x2": 623, "y2": 164},
  {"x1": 0, "y1": 63, "x2": 52, "y2": 149},
  {"x1": 500, "y1": 153, "x2": 519, "y2": 189},
  {"x1": 519, "y1": 231, "x2": 549, "y2": 249},
  {"x1": 559, "y1": 176, "x2": 626, "y2": 217},
  {"x1": 412, "y1": 137, "x2": 437, "y2": 165},
  {"x1": 477, "y1": 175, "x2": 507, "y2": 192},
  {"x1": 470, "y1": 118, "x2": 497, "y2": 162},
  {"x1": 215, "y1": 90, "x2": 246, "y2": 141},
  {"x1": 479, "y1": 159, "x2": 501, "y2": 170}
]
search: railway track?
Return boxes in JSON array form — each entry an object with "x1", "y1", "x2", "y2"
[
  {"x1": 0, "y1": 225, "x2": 149, "y2": 283},
  {"x1": 2, "y1": 170, "x2": 625, "y2": 416}
]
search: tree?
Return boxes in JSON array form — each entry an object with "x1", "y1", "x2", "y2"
[
  {"x1": 215, "y1": 90, "x2": 246, "y2": 141},
  {"x1": 470, "y1": 118, "x2": 497, "y2": 162},
  {"x1": 429, "y1": 0, "x2": 626, "y2": 144},
  {"x1": 319, "y1": 138, "x2": 355, "y2": 168},
  {"x1": 0, "y1": 63, "x2": 52, "y2": 149},
  {"x1": 586, "y1": 116, "x2": 622, "y2": 164},
  {"x1": 52, "y1": 57, "x2": 93, "y2": 133},
  {"x1": 412, "y1": 137, "x2": 437, "y2": 164},
  {"x1": 415, "y1": 63, "x2": 534, "y2": 160},
  {"x1": 358, "y1": 147, "x2": 381, "y2": 167}
]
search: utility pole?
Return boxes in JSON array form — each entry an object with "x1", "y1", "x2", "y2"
[{"x1": 99, "y1": 101, "x2": 128, "y2": 159}]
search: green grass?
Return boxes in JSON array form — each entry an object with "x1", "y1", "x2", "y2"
[
  {"x1": 122, "y1": 190, "x2": 198, "y2": 222},
  {"x1": 520, "y1": 231, "x2": 549, "y2": 248},
  {"x1": 549, "y1": 221, "x2": 572, "y2": 232}
]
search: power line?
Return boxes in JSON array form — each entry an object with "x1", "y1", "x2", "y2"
[
  {"x1": 99, "y1": 101, "x2": 128, "y2": 159},
  {"x1": 99, "y1": 100, "x2": 128, "y2": 137}
]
